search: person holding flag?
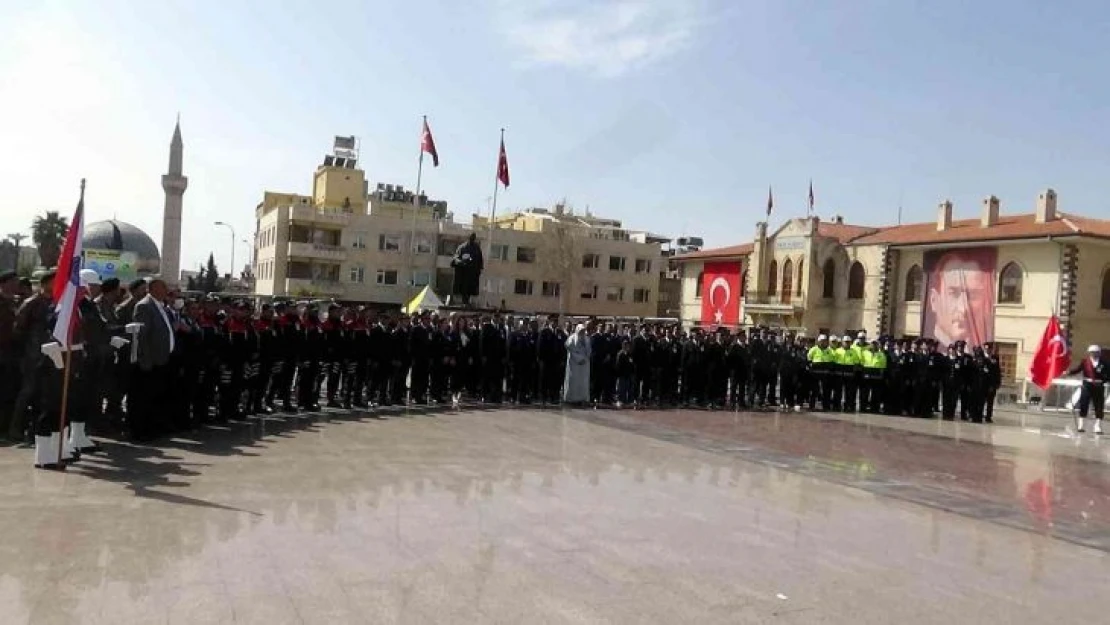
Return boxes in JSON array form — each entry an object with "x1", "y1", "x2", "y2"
[{"x1": 1066, "y1": 345, "x2": 1108, "y2": 434}]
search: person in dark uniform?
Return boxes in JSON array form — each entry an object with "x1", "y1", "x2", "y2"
[
  {"x1": 978, "y1": 342, "x2": 1002, "y2": 423},
  {"x1": 460, "y1": 317, "x2": 481, "y2": 399},
  {"x1": 171, "y1": 298, "x2": 203, "y2": 430},
  {"x1": 537, "y1": 316, "x2": 562, "y2": 405},
  {"x1": 344, "y1": 307, "x2": 370, "y2": 408},
  {"x1": 388, "y1": 315, "x2": 412, "y2": 405},
  {"x1": 10, "y1": 271, "x2": 54, "y2": 443},
  {"x1": 1068, "y1": 345, "x2": 1108, "y2": 434},
  {"x1": 368, "y1": 313, "x2": 390, "y2": 406},
  {"x1": 703, "y1": 330, "x2": 727, "y2": 409},
  {"x1": 508, "y1": 319, "x2": 537, "y2": 404},
  {"x1": 747, "y1": 329, "x2": 768, "y2": 408},
  {"x1": 680, "y1": 330, "x2": 704, "y2": 407},
  {"x1": 269, "y1": 303, "x2": 299, "y2": 412},
  {"x1": 70, "y1": 269, "x2": 111, "y2": 452},
  {"x1": 632, "y1": 325, "x2": 654, "y2": 406},
  {"x1": 951, "y1": 341, "x2": 974, "y2": 421},
  {"x1": 776, "y1": 333, "x2": 798, "y2": 411},
  {"x1": 588, "y1": 324, "x2": 607, "y2": 405},
  {"x1": 940, "y1": 344, "x2": 961, "y2": 420},
  {"x1": 249, "y1": 303, "x2": 278, "y2": 415},
  {"x1": 428, "y1": 316, "x2": 451, "y2": 404},
  {"x1": 34, "y1": 310, "x2": 82, "y2": 469},
  {"x1": 409, "y1": 313, "x2": 432, "y2": 404},
  {"x1": 480, "y1": 315, "x2": 507, "y2": 403},
  {"x1": 321, "y1": 304, "x2": 345, "y2": 408},
  {"x1": 193, "y1": 296, "x2": 222, "y2": 423},
  {"x1": 764, "y1": 330, "x2": 782, "y2": 407},
  {"x1": 0, "y1": 271, "x2": 20, "y2": 440},
  {"x1": 727, "y1": 330, "x2": 750, "y2": 409},
  {"x1": 217, "y1": 301, "x2": 251, "y2": 421},
  {"x1": 298, "y1": 304, "x2": 325, "y2": 411}
]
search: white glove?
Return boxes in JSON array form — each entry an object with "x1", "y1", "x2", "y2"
[
  {"x1": 40, "y1": 343, "x2": 64, "y2": 370},
  {"x1": 110, "y1": 336, "x2": 129, "y2": 349},
  {"x1": 125, "y1": 322, "x2": 142, "y2": 335}
]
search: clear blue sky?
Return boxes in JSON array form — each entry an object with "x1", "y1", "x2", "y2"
[{"x1": 3, "y1": 0, "x2": 1109, "y2": 272}]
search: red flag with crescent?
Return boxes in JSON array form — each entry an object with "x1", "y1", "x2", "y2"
[
  {"x1": 1029, "y1": 315, "x2": 1069, "y2": 389},
  {"x1": 700, "y1": 261, "x2": 742, "y2": 326}
]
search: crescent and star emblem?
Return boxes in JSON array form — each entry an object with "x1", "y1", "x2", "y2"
[
  {"x1": 1048, "y1": 334, "x2": 1066, "y2": 359},
  {"x1": 709, "y1": 277, "x2": 731, "y2": 324}
]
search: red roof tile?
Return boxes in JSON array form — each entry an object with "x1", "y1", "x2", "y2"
[
  {"x1": 848, "y1": 213, "x2": 1095, "y2": 246},
  {"x1": 816, "y1": 222, "x2": 879, "y2": 244}
]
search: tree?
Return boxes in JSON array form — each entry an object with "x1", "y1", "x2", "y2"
[
  {"x1": 31, "y1": 211, "x2": 68, "y2": 268},
  {"x1": 539, "y1": 221, "x2": 584, "y2": 316},
  {"x1": 202, "y1": 253, "x2": 221, "y2": 293}
]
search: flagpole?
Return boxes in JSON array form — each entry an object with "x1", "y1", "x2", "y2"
[
  {"x1": 409, "y1": 116, "x2": 426, "y2": 296},
  {"x1": 55, "y1": 177, "x2": 84, "y2": 467},
  {"x1": 486, "y1": 128, "x2": 504, "y2": 278}
]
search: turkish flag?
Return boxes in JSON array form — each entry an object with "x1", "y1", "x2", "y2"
[
  {"x1": 1029, "y1": 315, "x2": 1069, "y2": 389},
  {"x1": 497, "y1": 137, "x2": 510, "y2": 188},
  {"x1": 700, "y1": 261, "x2": 742, "y2": 326},
  {"x1": 421, "y1": 118, "x2": 439, "y2": 167}
]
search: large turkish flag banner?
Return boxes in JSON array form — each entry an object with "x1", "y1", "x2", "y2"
[{"x1": 700, "y1": 261, "x2": 742, "y2": 326}]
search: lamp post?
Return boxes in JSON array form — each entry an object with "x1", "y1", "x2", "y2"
[{"x1": 214, "y1": 221, "x2": 235, "y2": 285}]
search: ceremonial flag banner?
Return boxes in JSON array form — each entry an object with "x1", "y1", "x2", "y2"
[
  {"x1": 700, "y1": 261, "x2": 742, "y2": 326},
  {"x1": 421, "y1": 118, "x2": 439, "y2": 167},
  {"x1": 53, "y1": 183, "x2": 85, "y2": 346},
  {"x1": 497, "y1": 137, "x2": 510, "y2": 188},
  {"x1": 808, "y1": 180, "x2": 814, "y2": 214},
  {"x1": 766, "y1": 186, "x2": 773, "y2": 217},
  {"x1": 1029, "y1": 315, "x2": 1070, "y2": 389}
]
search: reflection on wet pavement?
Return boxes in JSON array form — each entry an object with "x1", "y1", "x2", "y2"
[{"x1": 0, "y1": 406, "x2": 1108, "y2": 624}]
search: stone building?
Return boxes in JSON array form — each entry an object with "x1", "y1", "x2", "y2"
[
  {"x1": 253, "y1": 141, "x2": 667, "y2": 317},
  {"x1": 673, "y1": 190, "x2": 1110, "y2": 396}
]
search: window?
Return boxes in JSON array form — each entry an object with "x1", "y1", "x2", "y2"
[
  {"x1": 513, "y1": 279, "x2": 534, "y2": 296},
  {"x1": 485, "y1": 278, "x2": 505, "y2": 294},
  {"x1": 375, "y1": 269, "x2": 398, "y2": 285},
  {"x1": 634, "y1": 258, "x2": 651, "y2": 273},
  {"x1": 348, "y1": 265, "x2": 364, "y2": 283},
  {"x1": 796, "y1": 259, "x2": 804, "y2": 296},
  {"x1": 516, "y1": 246, "x2": 536, "y2": 263},
  {"x1": 580, "y1": 284, "x2": 598, "y2": 300},
  {"x1": 633, "y1": 288, "x2": 650, "y2": 303},
  {"x1": 605, "y1": 286, "x2": 625, "y2": 302},
  {"x1": 609, "y1": 256, "x2": 626, "y2": 272},
  {"x1": 998, "y1": 262, "x2": 1023, "y2": 304},
  {"x1": 490, "y1": 244, "x2": 509, "y2": 261},
  {"x1": 412, "y1": 236, "x2": 432, "y2": 254},
  {"x1": 351, "y1": 232, "x2": 367, "y2": 249},
  {"x1": 767, "y1": 260, "x2": 778, "y2": 295},
  {"x1": 695, "y1": 271, "x2": 704, "y2": 299},
  {"x1": 904, "y1": 265, "x2": 923, "y2": 302},
  {"x1": 378, "y1": 234, "x2": 401, "y2": 252},
  {"x1": 542, "y1": 281, "x2": 561, "y2": 298},
  {"x1": 781, "y1": 259, "x2": 793, "y2": 299},
  {"x1": 658, "y1": 291, "x2": 671, "y2": 303},
  {"x1": 412, "y1": 270, "x2": 431, "y2": 287},
  {"x1": 582, "y1": 253, "x2": 600, "y2": 269},
  {"x1": 995, "y1": 342, "x2": 1018, "y2": 383},
  {"x1": 822, "y1": 259, "x2": 836, "y2": 298},
  {"x1": 1101, "y1": 268, "x2": 1110, "y2": 309},
  {"x1": 848, "y1": 262, "x2": 865, "y2": 300}
]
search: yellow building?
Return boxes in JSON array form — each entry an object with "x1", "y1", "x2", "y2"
[
  {"x1": 673, "y1": 189, "x2": 1110, "y2": 397},
  {"x1": 253, "y1": 144, "x2": 664, "y2": 317}
]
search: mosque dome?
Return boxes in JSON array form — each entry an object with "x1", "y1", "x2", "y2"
[{"x1": 83, "y1": 219, "x2": 162, "y2": 275}]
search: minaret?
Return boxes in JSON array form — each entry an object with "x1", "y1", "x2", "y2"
[{"x1": 160, "y1": 115, "x2": 188, "y2": 285}]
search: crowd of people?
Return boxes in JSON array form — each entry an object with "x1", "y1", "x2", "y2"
[{"x1": 1, "y1": 267, "x2": 1106, "y2": 472}]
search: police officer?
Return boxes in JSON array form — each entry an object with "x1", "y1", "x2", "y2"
[
  {"x1": 537, "y1": 316, "x2": 562, "y2": 405},
  {"x1": 409, "y1": 313, "x2": 432, "y2": 404},
  {"x1": 1068, "y1": 345, "x2": 1107, "y2": 434},
  {"x1": 806, "y1": 334, "x2": 831, "y2": 411},
  {"x1": 978, "y1": 343, "x2": 1002, "y2": 423},
  {"x1": 298, "y1": 304, "x2": 325, "y2": 411},
  {"x1": 727, "y1": 330, "x2": 750, "y2": 409},
  {"x1": 10, "y1": 270, "x2": 54, "y2": 443}
]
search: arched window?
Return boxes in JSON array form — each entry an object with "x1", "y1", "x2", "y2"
[
  {"x1": 781, "y1": 259, "x2": 793, "y2": 303},
  {"x1": 904, "y1": 264, "x2": 923, "y2": 302},
  {"x1": 796, "y1": 259, "x2": 804, "y2": 296},
  {"x1": 998, "y1": 262, "x2": 1023, "y2": 304},
  {"x1": 821, "y1": 259, "x2": 835, "y2": 298},
  {"x1": 1101, "y1": 268, "x2": 1110, "y2": 310},
  {"x1": 768, "y1": 259, "x2": 778, "y2": 295},
  {"x1": 695, "y1": 271, "x2": 704, "y2": 298},
  {"x1": 848, "y1": 262, "x2": 865, "y2": 300}
]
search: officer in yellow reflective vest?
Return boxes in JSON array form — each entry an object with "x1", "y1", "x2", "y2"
[
  {"x1": 861, "y1": 340, "x2": 887, "y2": 413},
  {"x1": 806, "y1": 335, "x2": 831, "y2": 410},
  {"x1": 839, "y1": 334, "x2": 862, "y2": 412}
]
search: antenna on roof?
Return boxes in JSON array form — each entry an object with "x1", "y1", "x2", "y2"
[{"x1": 897, "y1": 188, "x2": 904, "y2": 225}]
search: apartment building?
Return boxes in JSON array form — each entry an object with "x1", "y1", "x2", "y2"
[{"x1": 253, "y1": 143, "x2": 664, "y2": 316}]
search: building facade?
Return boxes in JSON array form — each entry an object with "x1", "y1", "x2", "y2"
[
  {"x1": 673, "y1": 189, "x2": 1110, "y2": 396},
  {"x1": 253, "y1": 147, "x2": 665, "y2": 317}
]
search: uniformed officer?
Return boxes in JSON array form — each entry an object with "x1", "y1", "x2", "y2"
[
  {"x1": 978, "y1": 342, "x2": 1002, "y2": 423},
  {"x1": 410, "y1": 313, "x2": 432, "y2": 404},
  {"x1": 1067, "y1": 345, "x2": 1108, "y2": 434},
  {"x1": 298, "y1": 304, "x2": 325, "y2": 411},
  {"x1": 727, "y1": 330, "x2": 750, "y2": 409},
  {"x1": 537, "y1": 316, "x2": 563, "y2": 405}
]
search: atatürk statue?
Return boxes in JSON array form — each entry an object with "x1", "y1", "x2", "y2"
[{"x1": 451, "y1": 233, "x2": 484, "y2": 307}]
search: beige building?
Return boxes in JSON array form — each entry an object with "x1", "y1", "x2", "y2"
[
  {"x1": 253, "y1": 145, "x2": 664, "y2": 317},
  {"x1": 673, "y1": 189, "x2": 1110, "y2": 396}
]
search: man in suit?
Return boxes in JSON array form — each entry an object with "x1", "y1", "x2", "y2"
[{"x1": 131, "y1": 278, "x2": 174, "y2": 442}]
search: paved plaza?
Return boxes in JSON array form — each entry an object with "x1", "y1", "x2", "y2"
[{"x1": 2, "y1": 405, "x2": 1110, "y2": 624}]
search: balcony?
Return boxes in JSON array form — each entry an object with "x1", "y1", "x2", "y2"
[
  {"x1": 288, "y1": 204, "x2": 352, "y2": 227},
  {"x1": 743, "y1": 291, "x2": 804, "y2": 317},
  {"x1": 287, "y1": 242, "x2": 348, "y2": 261},
  {"x1": 285, "y1": 278, "x2": 344, "y2": 297}
]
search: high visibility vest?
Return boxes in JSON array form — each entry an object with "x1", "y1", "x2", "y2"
[
  {"x1": 840, "y1": 347, "x2": 861, "y2": 366},
  {"x1": 807, "y1": 345, "x2": 826, "y2": 363},
  {"x1": 864, "y1": 350, "x2": 887, "y2": 369}
]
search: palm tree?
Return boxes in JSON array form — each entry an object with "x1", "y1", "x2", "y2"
[{"x1": 31, "y1": 211, "x2": 69, "y2": 268}]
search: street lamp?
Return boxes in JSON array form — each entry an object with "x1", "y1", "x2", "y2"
[{"x1": 213, "y1": 221, "x2": 235, "y2": 285}]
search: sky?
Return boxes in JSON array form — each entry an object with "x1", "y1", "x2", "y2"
[{"x1": 3, "y1": 0, "x2": 1110, "y2": 273}]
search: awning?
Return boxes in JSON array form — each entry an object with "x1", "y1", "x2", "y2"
[{"x1": 403, "y1": 285, "x2": 445, "y2": 314}]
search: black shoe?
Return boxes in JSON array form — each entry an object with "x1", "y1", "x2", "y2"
[
  {"x1": 327, "y1": 400, "x2": 342, "y2": 409},
  {"x1": 79, "y1": 444, "x2": 103, "y2": 454},
  {"x1": 35, "y1": 463, "x2": 66, "y2": 471}
]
